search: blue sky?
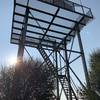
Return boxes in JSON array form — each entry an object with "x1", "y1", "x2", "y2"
[{"x1": 0, "y1": 0, "x2": 100, "y2": 66}]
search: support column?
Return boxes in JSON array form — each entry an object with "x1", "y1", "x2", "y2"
[
  {"x1": 54, "y1": 43, "x2": 60, "y2": 100},
  {"x1": 17, "y1": 7, "x2": 29, "y2": 62},
  {"x1": 77, "y1": 32, "x2": 91, "y2": 88},
  {"x1": 64, "y1": 38, "x2": 72, "y2": 100},
  {"x1": 77, "y1": 31, "x2": 91, "y2": 100}
]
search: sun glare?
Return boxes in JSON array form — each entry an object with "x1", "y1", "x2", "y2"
[{"x1": 8, "y1": 57, "x2": 17, "y2": 66}]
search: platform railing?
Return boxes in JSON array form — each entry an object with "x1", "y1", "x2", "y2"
[{"x1": 38, "y1": 0, "x2": 93, "y2": 18}]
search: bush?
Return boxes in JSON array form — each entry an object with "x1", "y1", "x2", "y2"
[{"x1": 0, "y1": 59, "x2": 55, "y2": 100}]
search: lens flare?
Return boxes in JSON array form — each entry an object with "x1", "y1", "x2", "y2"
[{"x1": 8, "y1": 57, "x2": 17, "y2": 65}]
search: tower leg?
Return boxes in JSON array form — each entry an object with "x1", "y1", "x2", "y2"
[
  {"x1": 17, "y1": 44, "x2": 24, "y2": 62},
  {"x1": 64, "y1": 39, "x2": 72, "y2": 100},
  {"x1": 17, "y1": 7, "x2": 29, "y2": 63},
  {"x1": 77, "y1": 31, "x2": 91, "y2": 100},
  {"x1": 54, "y1": 44, "x2": 60, "y2": 100}
]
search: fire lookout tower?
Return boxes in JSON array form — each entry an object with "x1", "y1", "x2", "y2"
[{"x1": 11, "y1": 0, "x2": 93, "y2": 100}]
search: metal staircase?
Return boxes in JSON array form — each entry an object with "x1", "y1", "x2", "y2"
[
  {"x1": 38, "y1": 45, "x2": 57, "y2": 76},
  {"x1": 59, "y1": 75, "x2": 78, "y2": 100},
  {"x1": 38, "y1": 45, "x2": 78, "y2": 100}
]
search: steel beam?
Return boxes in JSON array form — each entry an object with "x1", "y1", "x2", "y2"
[
  {"x1": 64, "y1": 38, "x2": 72, "y2": 100},
  {"x1": 77, "y1": 30, "x2": 91, "y2": 99},
  {"x1": 17, "y1": 7, "x2": 29, "y2": 62}
]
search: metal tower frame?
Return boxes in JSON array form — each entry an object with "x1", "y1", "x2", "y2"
[{"x1": 11, "y1": 0, "x2": 93, "y2": 100}]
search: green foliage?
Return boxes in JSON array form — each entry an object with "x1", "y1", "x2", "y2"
[
  {"x1": 89, "y1": 49, "x2": 100, "y2": 91},
  {"x1": 79, "y1": 49, "x2": 100, "y2": 100},
  {"x1": 0, "y1": 59, "x2": 55, "y2": 100},
  {"x1": 0, "y1": 67, "x2": 14, "y2": 100},
  {"x1": 80, "y1": 88, "x2": 100, "y2": 100}
]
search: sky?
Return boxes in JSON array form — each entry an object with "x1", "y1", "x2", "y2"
[
  {"x1": 0, "y1": 0, "x2": 100, "y2": 67},
  {"x1": 0, "y1": 1, "x2": 100, "y2": 99}
]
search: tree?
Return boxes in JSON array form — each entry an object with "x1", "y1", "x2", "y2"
[
  {"x1": 0, "y1": 59, "x2": 55, "y2": 100},
  {"x1": 0, "y1": 66, "x2": 15, "y2": 100},
  {"x1": 89, "y1": 49, "x2": 100, "y2": 92},
  {"x1": 79, "y1": 49, "x2": 100, "y2": 100}
]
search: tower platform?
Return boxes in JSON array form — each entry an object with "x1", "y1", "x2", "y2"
[{"x1": 11, "y1": 0, "x2": 93, "y2": 49}]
